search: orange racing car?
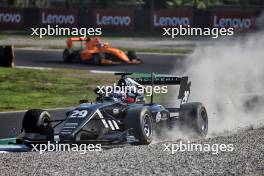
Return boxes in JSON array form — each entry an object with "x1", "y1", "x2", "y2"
[{"x1": 62, "y1": 37, "x2": 142, "y2": 65}]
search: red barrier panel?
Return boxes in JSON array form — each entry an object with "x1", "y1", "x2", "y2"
[
  {"x1": 93, "y1": 9, "x2": 134, "y2": 30},
  {"x1": 150, "y1": 9, "x2": 193, "y2": 30},
  {"x1": 39, "y1": 8, "x2": 78, "y2": 27},
  {"x1": 210, "y1": 10, "x2": 256, "y2": 31},
  {"x1": 0, "y1": 8, "x2": 24, "y2": 29}
]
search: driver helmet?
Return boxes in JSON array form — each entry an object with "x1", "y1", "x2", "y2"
[{"x1": 110, "y1": 91, "x2": 126, "y2": 101}]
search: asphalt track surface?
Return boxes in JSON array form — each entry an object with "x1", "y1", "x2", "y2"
[{"x1": 15, "y1": 49, "x2": 186, "y2": 74}]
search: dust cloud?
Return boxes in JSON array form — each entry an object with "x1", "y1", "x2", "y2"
[{"x1": 184, "y1": 32, "x2": 264, "y2": 135}]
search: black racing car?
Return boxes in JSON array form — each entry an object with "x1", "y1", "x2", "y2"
[{"x1": 16, "y1": 73, "x2": 208, "y2": 146}]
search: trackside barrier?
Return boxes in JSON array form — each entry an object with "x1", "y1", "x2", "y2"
[
  {"x1": 0, "y1": 45, "x2": 14, "y2": 67},
  {"x1": 0, "y1": 8, "x2": 261, "y2": 31}
]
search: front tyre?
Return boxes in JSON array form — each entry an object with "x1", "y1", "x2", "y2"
[
  {"x1": 179, "y1": 102, "x2": 208, "y2": 137},
  {"x1": 127, "y1": 50, "x2": 137, "y2": 61},
  {"x1": 125, "y1": 107, "x2": 153, "y2": 145},
  {"x1": 21, "y1": 109, "x2": 54, "y2": 140}
]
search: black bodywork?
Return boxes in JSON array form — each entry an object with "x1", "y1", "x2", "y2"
[
  {"x1": 59, "y1": 102, "x2": 169, "y2": 143},
  {"x1": 17, "y1": 73, "x2": 207, "y2": 146}
]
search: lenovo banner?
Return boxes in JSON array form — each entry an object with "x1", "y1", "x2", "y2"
[
  {"x1": 211, "y1": 10, "x2": 256, "y2": 30},
  {"x1": 0, "y1": 8, "x2": 24, "y2": 28},
  {"x1": 39, "y1": 9, "x2": 78, "y2": 27},
  {"x1": 94, "y1": 10, "x2": 134, "y2": 30},
  {"x1": 151, "y1": 10, "x2": 193, "y2": 30}
]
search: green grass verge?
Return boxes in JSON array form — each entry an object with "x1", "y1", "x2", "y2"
[
  {"x1": 0, "y1": 67, "x2": 117, "y2": 112},
  {"x1": 0, "y1": 68, "x2": 177, "y2": 112}
]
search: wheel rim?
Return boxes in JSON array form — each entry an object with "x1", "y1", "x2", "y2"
[
  {"x1": 43, "y1": 118, "x2": 49, "y2": 127},
  {"x1": 143, "y1": 114, "x2": 151, "y2": 137},
  {"x1": 40, "y1": 113, "x2": 51, "y2": 130}
]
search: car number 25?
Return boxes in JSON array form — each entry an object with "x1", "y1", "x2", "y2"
[{"x1": 69, "y1": 110, "x2": 88, "y2": 118}]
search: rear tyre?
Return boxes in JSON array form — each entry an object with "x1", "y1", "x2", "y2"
[
  {"x1": 93, "y1": 53, "x2": 103, "y2": 65},
  {"x1": 179, "y1": 102, "x2": 208, "y2": 137},
  {"x1": 21, "y1": 109, "x2": 54, "y2": 140},
  {"x1": 63, "y1": 49, "x2": 71, "y2": 63},
  {"x1": 125, "y1": 107, "x2": 153, "y2": 145}
]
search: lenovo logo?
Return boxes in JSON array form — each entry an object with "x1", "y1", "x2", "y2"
[
  {"x1": 0, "y1": 13, "x2": 21, "y2": 23},
  {"x1": 42, "y1": 12, "x2": 75, "y2": 25},
  {"x1": 213, "y1": 15, "x2": 252, "y2": 29},
  {"x1": 153, "y1": 14, "x2": 190, "y2": 27},
  {"x1": 96, "y1": 13, "x2": 131, "y2": 26}
]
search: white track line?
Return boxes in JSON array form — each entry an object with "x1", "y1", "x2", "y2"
[
  {"x1": 16, "y1": 66, "x2": 52, "y2": 70},
  {"x1": 90, "y1": 70, "x2": 116, "y2": 74}
]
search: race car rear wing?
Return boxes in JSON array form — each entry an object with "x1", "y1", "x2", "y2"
[
  {"x1": 114, "y1": 72, "x2": 191, "y2": 104},
  {"x1": 132, "y1": 74, "x2": 191, "y2": 104},
  {"x1": 132, "y1": 76, "x2": 181, "y2": 85},
  {"x1": 66, "y1": 37, "x2": 100, "y2": 49},
  {"x1": 113, "y1": 74, "x2": 187, "y2": 105},
  {"x1": 66, "y1": 37, "x2": 90, "y2": 48}
]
